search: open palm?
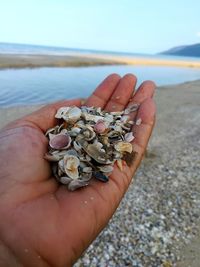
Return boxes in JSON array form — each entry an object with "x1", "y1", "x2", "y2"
[{"x1": 0, "y1": 74, "x2": 155, "y2": 267}]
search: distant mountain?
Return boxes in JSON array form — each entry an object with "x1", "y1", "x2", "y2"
[{"x1": 161, "y1": 43, "x2": 200, "y2": 57}]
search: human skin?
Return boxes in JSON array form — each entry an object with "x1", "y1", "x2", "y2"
[{"x1": 0, "y1": 74, "x2": 156, "y2": 267}]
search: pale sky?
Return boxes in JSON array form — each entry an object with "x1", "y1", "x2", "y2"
[{"x1": 0, "y1": 0, "x2": 200, "y2": 53}]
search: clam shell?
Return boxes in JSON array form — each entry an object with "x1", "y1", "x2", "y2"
[
  {"x1": 63, "y1": 155, "x2": 80, "y2": 179},
  {"x1": 94, "y1": 120, "x2": 106, "y2": 134},
  {"x1": 114, "y1": 141, "x2": 133, "y2": 153},
  {"x1": 49, "y1": 134, "x2": 71, "y2": 150},
  {"x1": 68, "y1": 179, "x2": 89, "y2": 191}
]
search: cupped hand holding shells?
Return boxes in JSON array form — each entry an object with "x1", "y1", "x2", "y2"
[{"x1": 0, "y1": 74, "x2": 156, "y2": 266}]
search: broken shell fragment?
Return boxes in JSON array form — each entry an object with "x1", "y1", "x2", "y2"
[
  {"x1": 114, "y1": 141, "x2": 133, "y2": 153},
  {"x1": 49, "y1": 134, "x2": 71, "y2": 150},
  {"x1": 56, "y1": 106, "x2": 81, "y2": 123},
  {"x1": 124, "y1": 132, "x2": 134, "y2": 142},
  {"x1": 63, "y1": 155, "x2": 80, "y2": 179}
]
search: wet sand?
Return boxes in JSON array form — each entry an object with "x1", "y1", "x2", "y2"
[
  {"x1": 0, "y1": 53, "x2": 200, "y2": 69},
  {"x1": 0, "y1": 80, "x2": 200, "y2": 266}
]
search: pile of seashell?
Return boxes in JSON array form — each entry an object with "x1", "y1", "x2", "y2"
[{"x1": 44, "y1": 104, "x2": 140, "y2": 191}]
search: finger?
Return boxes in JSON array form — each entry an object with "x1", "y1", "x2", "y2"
[
  {"x1": 85, "y1": 73, "x2": 121, "y2": 108},
  {"x1": 104, "y1": 74, "x2": 137, "y2": 111},
  {"x1": 7, "y1": 99, "x2": 81, "y2": 132},
  {"x1": 129, "y1": 98, "x2": 156, "y2": 172},
  {"x1": 127, "y1": 80, "x2": 156, "y2": 120}
]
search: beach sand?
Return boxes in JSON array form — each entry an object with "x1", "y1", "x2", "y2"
[
  {"x1": 0, "y1": 80, "x2": 200, "y2": 266},
  {"x1": 0, "y1": 53, "x2": 200, "y2": 69}
]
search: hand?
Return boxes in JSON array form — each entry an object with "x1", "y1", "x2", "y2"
[{"x1": 0, "y1": 74, "x2": 156, "y2": 267}]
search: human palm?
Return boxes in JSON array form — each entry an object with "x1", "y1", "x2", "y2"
[{"x1": 0, "y1": 74, "x2": 155, "y2": 267}]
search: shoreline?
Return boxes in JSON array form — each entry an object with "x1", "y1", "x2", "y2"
[{"x1": 0, "y1": 53, "x2": 200, "y2": 69}]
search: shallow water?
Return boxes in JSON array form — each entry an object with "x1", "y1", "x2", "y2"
[{"x1": 0, "y1": 65, "x2": 200, "y2": 107}]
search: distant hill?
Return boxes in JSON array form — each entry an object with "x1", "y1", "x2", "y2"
[{"x1": 161, "y1": 43, "x2": 200, "y2": 57}]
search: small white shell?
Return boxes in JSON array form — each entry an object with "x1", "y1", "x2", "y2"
[
  {"x1": 63, "y1": 155, "x2": 80, "y2": 179},
  {"x1": 124, "y1": 132, "x2": 135, "y2": 142},
  {"x1": 136, "y1": 118, "x2": 142, "y2": 125},
  {"x1": 56, "y1": 106, "x2": 81, "y2": 123},
  {"x1": 114, "y1": 141, "x2": 133, "y2": 153},
  {"x1": 82, "y1": 112, "x2": 104, "y2": 123},
  {"x1": 55, "y1": 107, "x2": 70, "y2": 118}
]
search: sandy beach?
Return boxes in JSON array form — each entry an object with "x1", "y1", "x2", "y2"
[
  {"x1": 0, "y1": 80, "x2": 200, "y2": 266},
  {"x1": 0, "y1": 53, "x2": 200, "y2": 69}
]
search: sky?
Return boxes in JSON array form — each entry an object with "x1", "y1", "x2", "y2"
[{"x1": 0, "y1": 0, "x2": 200, "y2": 54}]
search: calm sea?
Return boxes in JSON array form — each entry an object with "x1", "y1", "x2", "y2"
[{"x1": 0, "y1": 43, "x2": 200, "y2": 107}]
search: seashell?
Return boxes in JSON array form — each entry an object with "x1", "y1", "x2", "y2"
[
  {"x1": 81, "y1": 126, "x2": 96, "y2": 141},
  {"x1": 44, "y1": 153, "x2": 60, "y2": 162},
  {"x1": 70, "y1": 127, "x2": 81, "y2": 135},
  {"x1": 65, "y1": 149, "x2": 78, "y2": 157},
  {"x1": 73, "y1": 141, "x2": 82, "y2": 151},
  {"x1": 114, "y1": 141, "x2": 133, "y2": 153},
  {"x1": 121, "y1": 115, "x2": 130, "y2": 123},
  {"x1": 124, "y1": 103, "x2": 140, "y2": 114},
  {"x1": 124, "y1": 132, "x2": 135, "y2": 142},
  {"x1": 136, "y1": 118, "x2": 142, "y2": 125},
  {"x1": 121, "y1": 123, "x2": 132, "y2": 131},
  {"x1": 63, "y1": 155, "x2": 80, "y2": 179},
  {"x1": 49, "y1": 133, "x2": 71, "y2": 150},
  {"x1": 58, "y1": 159, "x2": 65, "y2": 173},
  {"x1": 110, "y1": 111, "x2": 123, "y2": 116},
  {"x1": 82, "y1": 112, "x2": 104, "y2": 123},
  {"x1": 57, "y1": 106, "x2": 82, "y2": 123},
  {"x1": 94, "y1": 120, "x2": 106, "y2": 134},
  {"x1": 68, "y1": 179, "x2": 89, "y2": 191},
  {"x1": 83, "y1": 167, "x2": 93, "y2": 173},
  {"x1": 55, "y1": 107, "x2": 70, "y2": 119},
  {"x1": 93, "y1": 172, "x2": 109, "y2": 182},
  {"x1": 83, "y1": 143, "x2": 109, "y2": 164},
  {"x1": 98, "y1": 165, "x2": 113, "y2": 173},
  {"x1": 116, "y1": 159, "x2": 123, "y2": 171},
  {"x1": 45, "y1": 127, "x2": 57, "y2": 136},
  {"x1": 60, "y1": 176, "x2": 72, "y2": 185}
]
